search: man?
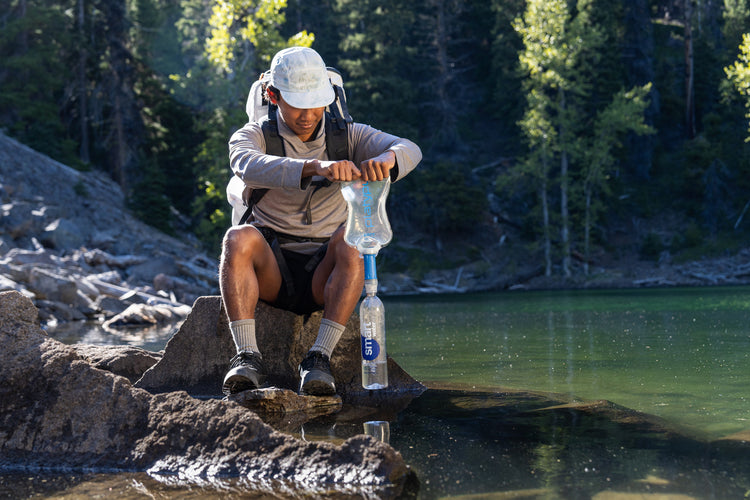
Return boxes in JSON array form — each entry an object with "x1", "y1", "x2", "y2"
[{"x1": 220, "y1": 46, "x2": 422, "y2": 396}]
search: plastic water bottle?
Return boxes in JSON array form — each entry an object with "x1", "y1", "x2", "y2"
[
  {"x1": 360, "y1": 254, "x2": 388, "y2": 389},
  {"x1": 341, "y1": 179, "x2": 392, "y2": 255}
]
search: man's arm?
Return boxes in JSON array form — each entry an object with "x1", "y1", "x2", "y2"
[
  {"x1": 229, "y1": 123, "x2": 308, "y2": 190},
  {"x1": 349, "y1": 123, "x2": 422, "y2": 182}
]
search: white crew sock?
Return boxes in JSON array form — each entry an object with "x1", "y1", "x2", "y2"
[
  {"x1": 229, "y1": 319, "x2": 258, "y2": 354},
  {"x1": 310, "y1": 318, "x2": 346, "y2": 359}
]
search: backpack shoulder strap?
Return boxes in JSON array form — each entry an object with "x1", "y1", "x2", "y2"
[
  {"x1": 261, "y1": 107, "x2": 285, "y2": 157},
  {"x1": 238, "y1": 109, "x2": 283, "y2": 225},
  {"x1": 324, "y1": 111, "x2": 349, "y2": 161}
]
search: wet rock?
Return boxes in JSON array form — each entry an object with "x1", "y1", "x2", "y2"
[
  {"x1": 135, "y1": 296, "x2": 426, "y2": 406},
  {"x1": 0, "y1": 291, "x2": 416, "y2": 496},
  {"x1": 229, "y1": 387, "x2": 343, "y2": 415}
]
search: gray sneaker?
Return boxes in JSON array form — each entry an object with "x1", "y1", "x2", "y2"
[
  {"x1": 222, "y1": 351, "x2": 266, "y2": 395},
  {"x1": 298, "y1": 351, "x2": 336, "y2": 396}
]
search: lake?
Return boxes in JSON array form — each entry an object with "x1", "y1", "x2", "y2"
[{"x1": 4, "y1": 285, "x2": 749, "y2": 498}]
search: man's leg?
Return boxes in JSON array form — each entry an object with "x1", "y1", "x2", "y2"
[
  {"x1": 299, "y1": 226, "x2": 364, "y2": 395},
  {"x1": 220, "y1": 225, "x2": 282, "y2": 394}
]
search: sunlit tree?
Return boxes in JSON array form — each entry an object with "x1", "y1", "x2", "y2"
[
  {"x1": 725, "y1": 32, "x2": 750, "y2": 140},
  {"x1": 205, "y1": 0, "x2": 314, "y2": 75},
  {"x1": 581, "y1": 84, "x2": 654, "y2": 274}
]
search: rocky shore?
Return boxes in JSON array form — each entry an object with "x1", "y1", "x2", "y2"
[
  {"x1": 0, "y1": 290, "x2": 424, "y2": 496},
  {"x1": 0, "y1": 133, "x2": 218, "y2": 328}
]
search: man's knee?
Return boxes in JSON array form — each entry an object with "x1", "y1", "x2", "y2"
[{"x1": 222, "y1": 225, "x2": 266, "y2": 256}]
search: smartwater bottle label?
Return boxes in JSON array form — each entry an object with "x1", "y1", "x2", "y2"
[{"x1": 361, "y1": 335, "x2": 380, "y2": 361}]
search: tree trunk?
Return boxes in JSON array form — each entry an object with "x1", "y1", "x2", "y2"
[
  {"x1": 623, "y1": 0, "x2": 656, "y2": 179},
  {"x1": 684, "y1": 0, "x2": 696, "y2": 139},
  {"x1": 77, "y1": 0, "x2": 90, "y2": 164},
  {"x1": 541, "y1": 177, "x2": 552, "y2": 277},
  {"x1": 559, "y1": 87, "x2": 571, "y2": 278},
  {"x1": 584, "y1": 186, "x2": 591, "y2": 276}
]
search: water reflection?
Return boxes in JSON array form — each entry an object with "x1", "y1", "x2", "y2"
[
  {"x1": 386, "y1": 286, "x2": 750, "y2": 439},
  {"x1": 363, "y1": 420, "x2": 390, "y2": 443},
  {"x1": 45, "y1": 319, "x2": 181, "y2": 353}
]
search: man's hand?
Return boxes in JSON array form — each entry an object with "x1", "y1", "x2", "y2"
[
  {"x1": 360, "y1": 151, "x2": 396, "y2": 181},
  {"x1": 304, "y1": 159, "x2": 361, "y2": 181},
  {"x1": 303, "y1": 150, "x2": 396, "y2": 182}
]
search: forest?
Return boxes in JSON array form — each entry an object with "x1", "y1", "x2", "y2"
[{"x1": 3, "y1": 0, "x2": 750, "y2": 281}]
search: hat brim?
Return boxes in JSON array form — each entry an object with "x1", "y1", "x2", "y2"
[{"x1": 280, "y1": 85, "x2": 335, "y2": 109}]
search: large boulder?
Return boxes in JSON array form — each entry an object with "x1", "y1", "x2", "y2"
[
  {"x1": 135, "y1": 296, "x2": 426, "y2": 405},
  {"x1": 0, "y1": 291, "x2": 417, "y2": 496}
]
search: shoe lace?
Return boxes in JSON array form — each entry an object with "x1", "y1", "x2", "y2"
[
  {"x1": 230, "y1": 351, "x2": 263, "y2": 370},
  {"x1": 303, "y1": 351, "x2": 330, "y2": 371}
]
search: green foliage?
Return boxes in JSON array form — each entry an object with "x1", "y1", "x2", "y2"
[
  {"x1": 0, "y1": 0, "x2": 79, "y2": 165},
  {"x1": 639, "y1": 232, "x2": 664, "y2": 260},
  {"x1": 722, "y1": 0, "x2": 750, "y2": 53},
  {"x1": 73, "y1": 180, "x2": 89, "y2": 198},
  {"x1": 5, "y1": 0, "x2": 750, "y2": 273},
  {"x1": 725, "y1": 33, "x2": 750, "y2": 140},
  {"x1": 205, "y1": 0, "x2": 314, "y2": 74},
  {"x1": 190, "y1": 107, "x2": 247, "y2": 254},
  {"x1": 334, "y1": 0, "x2": 419, "y2": 139},
  {"x1": 128, "y1": 159, "x2": 175, "y2": 235},
  {"x1": 402, "y1": 160, "x2": 488, "y2": 240}
]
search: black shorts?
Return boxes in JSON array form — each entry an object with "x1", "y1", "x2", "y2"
[{"x1": 255, "y1": 226, "x2": 329, "y2": 316}]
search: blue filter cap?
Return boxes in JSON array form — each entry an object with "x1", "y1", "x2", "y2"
[{"x1": 364, "y1": 254, "x2": 377, "y2": 281}]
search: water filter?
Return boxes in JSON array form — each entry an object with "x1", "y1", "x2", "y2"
[
  {"x1": 341, "y1": 179, "x2": 392, "y2": 255},
  {"x1": 342, "y1": 179, "x2": 392, "y2": 389}
]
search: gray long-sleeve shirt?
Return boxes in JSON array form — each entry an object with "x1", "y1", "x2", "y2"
[{"x1": 228, "y1": 116, "x2": 422, "y2": 251}]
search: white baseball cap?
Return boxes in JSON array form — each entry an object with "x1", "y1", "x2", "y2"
[{"x1": 270, "y1": 47, "x2": 335, "y2": 109}]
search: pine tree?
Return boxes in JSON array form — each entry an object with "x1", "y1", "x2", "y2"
[
  {"x1": 0, "y1": 0, "x2": 77, "y2": 164},
  {"x1": 512, "y1": 0, "x2": 654, "y2": 277}
]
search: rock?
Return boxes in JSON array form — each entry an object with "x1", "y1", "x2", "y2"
[
  {"x1": 135, "y1": 296, "x2": 426, "y2": 407},
  {"x1": 229, "y1": 387, "x2": 343, "y2": 415},
  {"x1": 1, "y1": 201, "x2": 40, "y2": 240},
  {"x1": 83, "y1": 249, "x2": 147, "y2": 268},
  {"x1": 73, "y1": 344, "x2": 163, "y2": 383},
  {"x1": 27, "y1": 267, "x2": 78, "y2": 302},
  {"x1": 0, "y1": 289, "x2": 39, "y2": 326},
  {"x1": 0, "y1": 275, "x2": 22, "y2": 294},
  {"x1": 127, "y1": 256, "x2": 178, "y2": 282},
  {"x1": 0, "y1": 291, "x2": 417, "y2": 496},
  {"x1": 0, "y1": 247, "x2": 55, "y2": 267},
  {"x1": 40, "y1": 218, "x2": 85, "y2": 250},
  {"x1": 93, "y1": 295, "x2": 131, "y2": 317},
  {"x1": 102, "y1": 303, "x2": 192, "y2": 328},
  {"x1": 35, "y1": 299, "x2": 86, "y2": 322},
  {"x1": 0, "y1": 133, "x2": 223, "y2": 329}
]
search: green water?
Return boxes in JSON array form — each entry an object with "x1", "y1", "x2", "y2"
[
  {"x1": 9, "y1": 286, "x2": 749, "y2": 498},
  {"x1": 386, "y1": 286, "x2": 750, "y2": 439}
]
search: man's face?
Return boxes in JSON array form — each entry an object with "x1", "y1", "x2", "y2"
[{"x1": 276, "y1": 96, "x2": 325, "y2": 142}]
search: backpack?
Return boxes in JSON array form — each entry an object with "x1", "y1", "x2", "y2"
[{"x1": 226, "y1": 67, "x2": 354, "y2": 226}]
